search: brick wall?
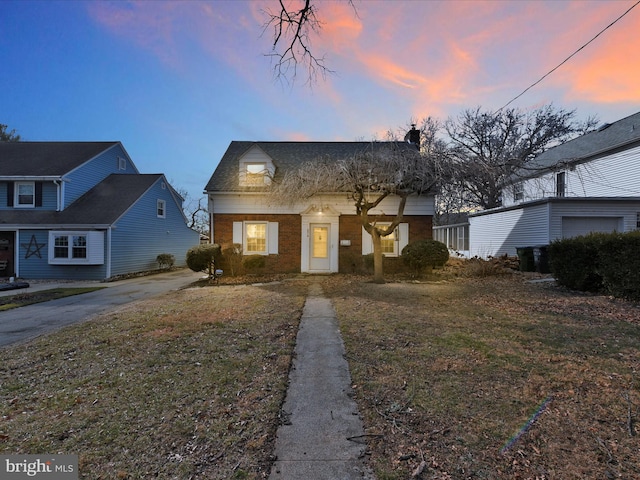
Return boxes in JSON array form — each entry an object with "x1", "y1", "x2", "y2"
[{"x1": 213, "y1": 213, "x2": 433, "y2": 274}]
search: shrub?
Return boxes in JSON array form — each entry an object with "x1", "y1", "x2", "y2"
[
  {"x1": 243, "y1": 254, "x2": 266, "y2": 272},
  {"x1": 156, "y1": 253, "x2": 175, "y2": 270},
  {"x1": 461, "y1": 256, "x2": 516, "y2": 277},
  {"x1": 548, "y1": 234, "x2": 606, "y2": 292},
  {"x1": 401, "y1": 240, "x2": 449, "y2": 276},
  {"x1": 186, "y1": 244, "x2": 221, "y2": 277},
  {"x1": 598, "y1": 231, "x2": 640, "y2": 301},
  {"x1": 221, "y1": 244, "x2": 243, "y2": 277}
]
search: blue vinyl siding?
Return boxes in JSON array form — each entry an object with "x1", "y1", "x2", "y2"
[
  {"x1": 0, "y1": 181, "x2": 57, "y2": 210},
  {"x1": 64, "y1": 144, "x2": 136, "y2": 207},
  {"x1": 16, "y1": 229, "x2": 108, "y2": 280},
  {"x1": 110, "y1": 179, "x2": 199, "y2": 277},
  {"x1": 0, "y1": 182, "x2": 7, "y2": 208}
]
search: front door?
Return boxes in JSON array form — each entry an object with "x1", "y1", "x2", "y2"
[
  {"x1": 309, "y1": 224, "x2": 331, "y2": 272},
  {"x1": 0, "y1": 231, "x2": 15, "y2": 277}
]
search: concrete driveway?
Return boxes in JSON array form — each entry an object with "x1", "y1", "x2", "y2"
[{"x1": 0, "y1": 269, "x2": 205, "y2": 348}]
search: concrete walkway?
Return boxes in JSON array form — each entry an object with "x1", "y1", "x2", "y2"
[{"x1": 269, "y1": 282, "x2": 375, "y2": 480}]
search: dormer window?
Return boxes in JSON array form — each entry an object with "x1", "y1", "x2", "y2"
[
  {"x1": 245, "y1": 163, "x2": 267, "y2": 186},
  {"x1": 15, "y1": 181, "x2": 35, "y2": 208}
]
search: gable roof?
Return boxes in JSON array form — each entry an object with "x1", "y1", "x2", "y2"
[
  {"x1": 205, "y1": 140, "x2": 418, "y2": 192},
  {"x1": 0, "y1": 141, "x2": 121, "y2": 177},
  {"x1": 518, "y1": 111, "x2": 640, "y2": 179},
  {"x1": 0, "y1": 174, "x2": 163, "y2": 227}
]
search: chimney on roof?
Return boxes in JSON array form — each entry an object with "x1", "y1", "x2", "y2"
[{"x1": 406, "y1": 124, "x2": 420, "y2": 149}]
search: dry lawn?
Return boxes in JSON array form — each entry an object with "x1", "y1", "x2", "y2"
[
  {"x1": 1, "y1": 272, "x2": 639, "y2": 479},
  {"x1": 0, "y1": 278, "x2": 308, "y2": 479},
  {"x1": 322, "y1": 274, "x2": 640, "y2": 479}
]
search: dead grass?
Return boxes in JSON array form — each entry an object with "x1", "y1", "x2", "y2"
[
  {"x1": 2, "y1": 271, "x2": 639, "y2": 479},
  {"x1": 0, "y1": 278, "x2": 308, "y2": 479},
  {"x1": 322, "y1": 274, "x2": 640, "y2": 479}
]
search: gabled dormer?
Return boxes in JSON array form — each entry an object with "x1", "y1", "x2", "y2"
[{"x1": 237, "y1": 145, "x2": 275, "y2": 188}]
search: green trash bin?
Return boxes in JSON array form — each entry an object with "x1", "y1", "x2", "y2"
[{"x1": 516, "y1": 246, "x2": 535, "y2": 272}]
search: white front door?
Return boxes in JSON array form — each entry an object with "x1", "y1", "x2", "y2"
[{"x1": 309, "y1": 224, "x2": 331, "y2": 271}]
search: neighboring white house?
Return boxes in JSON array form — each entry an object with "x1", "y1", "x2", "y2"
[{"x1": 469, "y1": 110, "x2": 640, "y2": 258}]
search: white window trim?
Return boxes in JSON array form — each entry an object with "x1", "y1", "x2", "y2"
[
  {"x1": 233, "y1": 221, "x2": 278, "y2": 255},
  {"x1": 118, "y1": 157, "x2": 127, "y2": 171},
  {"x1": 15, "y1": 181, "x2": 35, "y2": 208},
  {"x1": 362, "y1": 223, "x2": 409, "y2": 257},
  {"x1": 238, "y1": 160, "x2": 274, "y2": 187},
  {"x1": 48, "y1": 231, "x2": 105, "y2": 265},
  {"x1": 157, "y1": 199, "x2": 166, "y2": 218}
]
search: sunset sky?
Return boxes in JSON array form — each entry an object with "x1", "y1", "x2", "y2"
[{"x1": 2, "y1": 0, "x2": 639, "y2": 202}]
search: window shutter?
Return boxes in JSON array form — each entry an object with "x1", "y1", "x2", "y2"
[
  {"x1": 268, "y1": 222, "x2": 279, "y2": 254},
  {"x1": 398, "y1": 223, "x2": 409, "y2": 254},
  {"x1": 35, "y1": 182, "x2": 43, "y2": 207},
  {"x1": 232, "y1": 222, "x2": 243, "y2": 245},
  {"x1": 7, "y1": 182, "x2": 13, "y2": 207},
  {"x1": 361, "y1": 227, "x2": 373, "y2": 255}
]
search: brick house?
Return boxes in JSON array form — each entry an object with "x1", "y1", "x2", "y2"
[{"x1": 204, "y1": 139, "x2": 435, "y2": 274}]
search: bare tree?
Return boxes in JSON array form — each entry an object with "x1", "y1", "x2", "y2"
[
  {"x1": 176, "y1": 187, "x2": 209, "y2": 236},
  {"x1": 444, "y1": 105, "x2": 597, "y2": 210},
  {"x1": 262, "y1": 0, "x2": 356, "y2": 85},
  {"x1": 270, "y1": 138, "x2": 439, "y2": 283}
]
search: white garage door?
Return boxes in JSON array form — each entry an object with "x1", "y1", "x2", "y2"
[{"x1": 561, "y1": 217, "x2": 622, "y2": 238}]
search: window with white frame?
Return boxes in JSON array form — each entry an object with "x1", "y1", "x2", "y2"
[
  {"x1": 245, "y1": 222, "x2": 267, "y2": 253},
  {"x1": 15, "y1": 181, "x2": 35, "y2": 208},
  {"x1": 362, "y1": 223, "x2": 408, "y2": 257},
  {"x1": 379, "y1": 225, "x2": 398, "y2": 256},
  {"x1": 556, "y1": 172, "x2": 566, "y2": 197},
  {"x1": 118, "y1": 157, "x2": 127, "y2": 171},
  {"x1": 157, "y1": 199, "x2": 166, "y2": 218},
  {"x1": 244, "y1": 163, "x2": 268, "y2": 186},
  {"x1": 513, "y1": 182, "x2": 524, "y2": 202},
  {"x1": 232, "y1": 221, "x2": 279, "y2": 255},
  {"x1": 48, "y1": 231, "x2": 105, "y2": 265}
]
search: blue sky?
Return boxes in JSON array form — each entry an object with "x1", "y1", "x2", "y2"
[{"x1": 2, "y1": 0, "x2": 639, "y2": 203}]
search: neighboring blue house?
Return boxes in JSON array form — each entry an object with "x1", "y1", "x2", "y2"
[{"x1": 0, "y1": 142, "x2": 200, "y2": 280}]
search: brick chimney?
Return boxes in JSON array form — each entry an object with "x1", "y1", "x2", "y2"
[{"x1": 407, "y1": 124, "x2": 420, "y2": 149}]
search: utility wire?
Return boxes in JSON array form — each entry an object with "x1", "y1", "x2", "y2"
[{"x1": 497, "y1": 0, "x2": 640, "y2": 111}]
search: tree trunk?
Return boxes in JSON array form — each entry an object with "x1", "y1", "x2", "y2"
[{"x1": 371, "y1": 229, "x2": 385, "y2": 284}]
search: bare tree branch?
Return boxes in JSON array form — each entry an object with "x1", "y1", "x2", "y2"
[{"x1": 261, "y1": 0, "x2": 356, "y2": 86}]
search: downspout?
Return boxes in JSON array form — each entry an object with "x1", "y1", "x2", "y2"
[
  {"x1": 14, "y1": 229, "x2": 20, "y2": 278},
  {"x1": 53, "y1": 180, "x2": 61, "y2": 211},
  {"x1": 106, "y1": 227, "x2": 112, "y2": 279}
]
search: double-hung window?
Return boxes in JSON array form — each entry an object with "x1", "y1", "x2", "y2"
[
  {"x1": 556, "y1": 172, "x2": 566, "y2": 197},
  {"x1": 48, "y1": 231, "x2": 104, "y2": 265},
  {"x1": 245, "y1": 223, "x2": 267, "y2": 254},
  {"x1": 513, "y1": 182, "x2": 524, "y2": 202},
  {"x1": 232, "y1": 221, "x2": 278, "y2": 255},
  {"x1": 379, "y1": 226, "x2": 398, "y2": 256},
  {"x1": 157, "y1": 199, "x2": 166, "y2": 218},
  {"x1": 15, "y1": 181, "x2": 35, "y2": 208}
]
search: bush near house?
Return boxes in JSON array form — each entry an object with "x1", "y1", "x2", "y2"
[
  {"x1": 401, "y1": 239, "x2": 449, "y2": 276},
  {"x1": 243, "y1": 254, "x2": 266, "y2": 273},
  {"x1": 186, "y1": 244, "x2": 221, "y2": 278},
  {"x1": 549, "y1": 231, "x2": 640, "y2": 300},
  {"x1": 156, "y1": 253, "x2": 175, "y2": 270}
]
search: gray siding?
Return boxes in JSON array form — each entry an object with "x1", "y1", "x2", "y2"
[
  {"x1": 549, "y1": 199, "x2": 640, "y2": 240},
  {"x1": 470, "y1": 203, "x2": 549, "y2": 258},
  {"x1": 110, "y1": 180, "x2": 199, "y2": 277}
]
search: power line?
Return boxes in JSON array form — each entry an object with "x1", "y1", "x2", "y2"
[{"x1": 497, "y1": 0, "x2": 640, "y2": 111}]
